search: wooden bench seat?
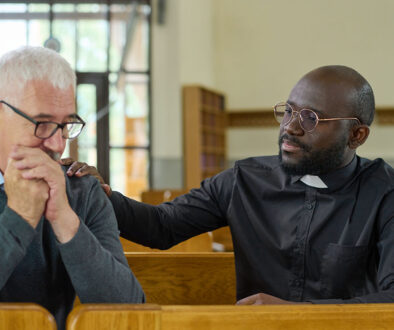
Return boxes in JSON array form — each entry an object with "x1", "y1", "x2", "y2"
[{"x1": 125, "y1": 252, "x2": 236, "y2": 305}]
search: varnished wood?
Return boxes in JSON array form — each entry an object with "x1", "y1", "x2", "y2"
[
  {"x1": 141, "y1": 189, "x2": 188, "y2": 204},
  {"x1": 67, "y1": 303, "x2": 394, "y2": 330},
  {"x1": 376, "y1": 107, "x2": 394, "y2": 125},
  {"x1": 161, "y1": 304, "x2": 394, "y2": 330},
  {"x1": 0, "y1": 303, "x2": 56, "y2": 330},
  {"x1": 67, "y1": 304, "x2": 160, "y2": 330},
  {"x1": 120, "y1": 234, "x2": 212, "y2": 253},
  {"x1": 183, "y1": 86, "x2": 227, "y2": 190},
  {"x1": 227, "y1": 110, "x2": 277, "y2": 127},
  {"x1": 226, "y1": 107, "x2": 394, "y2": 127},
  {"x1": 183, "y1": 86, "x2": 204, "y2": 189},
  {"x1": 211, "y1": 226, "x2": 233, "y2": 251},
  {"x1": 125, "y1": 252, "x2": 236, "y2": 305}
]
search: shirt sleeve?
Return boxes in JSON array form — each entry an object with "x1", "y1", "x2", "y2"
[
  {"x1": 0, "y1": 206, "x2": 36, "y2": 288},
  {"x1": 110, "y1": 169, "x2": 234, "y2": 250},
  {"x1": 310, "y1": 190, "x2": 394, "y2": 304},
  {"x1": 58, "y1": 179, "x2": 145, "y2": 303}
]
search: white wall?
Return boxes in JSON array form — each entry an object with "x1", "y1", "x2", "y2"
[
  {"x1": 152, "y1": 0, "x2": 394, "y2": 186},
  {"x1": 213, "y1": 0, "x2": 394, "y2": 108},
  {"x1": 211, "y1": 0, "x2": 394, "y2": 162},
  {"x1": 152, "y1": 0, "x2": 214, "y2": 161}
]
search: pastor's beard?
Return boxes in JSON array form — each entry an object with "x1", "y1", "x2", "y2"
[{"x1": 278, "y1": 134, "x2": 348, "y2": 175}]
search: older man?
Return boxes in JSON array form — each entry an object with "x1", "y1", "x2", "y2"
[
  {"x1": 66, "y1": 65, "x2": 394, "y2": 305},
  {"x1": 0, "y1": 46, "x2": 144, "y2": 330}
]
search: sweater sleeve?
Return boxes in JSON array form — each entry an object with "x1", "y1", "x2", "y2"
[
  {"x1": 110, "y1": 169, "x2": 234, "y2": 249},
  {"x1": 58, "y1": 179, "x2": 145, "y2": 303},
  {"x1": 0, "y1": 206, "x2": 37, "y2": 288}
]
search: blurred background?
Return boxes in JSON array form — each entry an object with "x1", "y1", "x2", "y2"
[{"x1": 1, "y1": 0, "x2": 394, "y2": 200}]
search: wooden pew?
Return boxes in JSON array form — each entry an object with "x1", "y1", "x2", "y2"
[
  {"x1": 67, "y1": 304, "x2": 394, "y2": 330},
  {"x1": 161, "y1": 304, "x2": 394, "y2": 330},
  {"x1": 120, "y1": 189, "x2": 213, "y2": 252},
  {"x1": 141, "y1": 189, "x2": 187, "y2": 205},
  {"x1": 67, "y1": 304, "x2": 160, "y2": 330},
  {"x1": 0, "y1": 303, "x2": 56, "y2": 330},
  {"x1": 125, "y1": 252, "x2": 236, "y2": 305},
  {"x1": 120, "y1": 234, "x2": 213, "y2": 253}
]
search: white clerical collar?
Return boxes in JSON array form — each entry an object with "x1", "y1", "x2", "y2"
[
  {"x1": 0, "y1": 171, "x2": 3, "y2": 185},
  {"x1": 300, "y1": 174, "x2": 328, "y2": 188}
]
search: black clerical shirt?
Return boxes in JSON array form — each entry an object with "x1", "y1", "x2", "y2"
[{"x1": 111, "y1": 155, "x2": 394, "y2": 303}]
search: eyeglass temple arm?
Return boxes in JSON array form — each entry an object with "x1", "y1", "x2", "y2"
[
  {"x1": 318, "y1": 117, "x2": 361, "y2": 125},
  {"x1": 0, "y1": 100, "x2": 38, "y2": 125}
]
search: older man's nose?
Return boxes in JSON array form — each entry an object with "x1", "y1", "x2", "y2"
[{"x1": 42, "y1": 127, "x2": 66, "y2": 155}]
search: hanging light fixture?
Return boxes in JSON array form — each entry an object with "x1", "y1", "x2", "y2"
[{"x1": 44, "y1": 0, "x2": 61, "y2": 52}]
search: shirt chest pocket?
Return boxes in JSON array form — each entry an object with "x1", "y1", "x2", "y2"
[{"x1": 320, "y1": 243, "x2": 368, "y2": 299}]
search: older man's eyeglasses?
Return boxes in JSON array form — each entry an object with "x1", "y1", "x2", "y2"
[
  {"x1": 0, "y1": 100, "x2": 85, "y2": 140},
  {"x1": 273, "y1": 102, "x2": 361, "y2": 133}
]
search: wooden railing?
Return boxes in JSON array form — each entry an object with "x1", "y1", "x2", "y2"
[{"x1": 67, "y1": 303, "x2": 394, "y2": 330}]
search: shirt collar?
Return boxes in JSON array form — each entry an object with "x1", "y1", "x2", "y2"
[
  {"x1": 290, "y1": 155, "x2": 358, "y2": 190},
  {"x1": 0, "y1": 171, "x2": 3, "y2": 186},
  {"x1": 319, "y1": 155, "x2": 358, "y2": 191},
  {"x1": 300, "y1": 175, "x2": 328, "y2": 188}
]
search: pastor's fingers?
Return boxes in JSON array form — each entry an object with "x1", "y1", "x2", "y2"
[{"x1": 66, "y1": 162, "x2": 87, "y2": 176}]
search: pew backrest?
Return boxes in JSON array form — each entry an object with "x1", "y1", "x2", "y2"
[
  {"x1": 0, "y1": 303, "x2": 56, "y2": 330},
  {"x1": 161, "y1": 304, "x2": 394, "y2": 330},
  {"x1": 125, "y1": 252, "x2": 236, "y2": 305}
]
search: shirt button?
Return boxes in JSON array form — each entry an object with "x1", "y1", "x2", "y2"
[
  {"x1": 306, "y1": 202, "x2": 313, "y2": 210},
  {"x1": 294, "y1": 279, "x2": 301, "y2": 286}
]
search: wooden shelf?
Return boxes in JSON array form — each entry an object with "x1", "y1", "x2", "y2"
[{"x1": 183, "y1": 86, "x2": 227, "y2": 189}]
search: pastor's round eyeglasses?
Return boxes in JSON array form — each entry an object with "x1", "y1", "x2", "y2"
[
  {"x1": 0, "y1": 100, "x2": 85, "y2": 140},
  {"x1": 273, "y1": 102, "x2": 361, "y2": 132}
]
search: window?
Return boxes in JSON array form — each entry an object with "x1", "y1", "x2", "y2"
[{"x1": 0, "y1": 1, "x2": 151, "y2": 200}]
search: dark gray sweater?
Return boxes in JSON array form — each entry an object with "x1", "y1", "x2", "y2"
[{"x1": 0, "y1": 168, "x2": 144, "y2": 330}]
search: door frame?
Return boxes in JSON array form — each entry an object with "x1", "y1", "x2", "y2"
[{"x1": 73, "y1": 72, "x2": 110, "y2": 185}]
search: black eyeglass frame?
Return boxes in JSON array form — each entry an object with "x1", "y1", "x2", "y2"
[
  {"x1": 0, "y1": 100, "x2": 86, "y2": 140},
  {"x1": 273, "y1": 102, "x2": 361, "y2": 132}
]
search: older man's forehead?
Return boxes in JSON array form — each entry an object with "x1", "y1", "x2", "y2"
[{"x1": 18, "y1": 80, "x2": 75, "y2": 116}]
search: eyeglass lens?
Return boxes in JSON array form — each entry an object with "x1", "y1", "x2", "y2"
[
  {"x1": 35, "y1": 122, "x2": 84, "y2": 139},
  {"x1": 274, "y1": 103, "x2": 318, "y2": 132}
]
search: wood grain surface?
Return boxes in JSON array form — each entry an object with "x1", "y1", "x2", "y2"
[
  {"x1": 125, "y1": 252, "x2": 236, "y2": 305},
  {"x1": 0, "y1": 303, "x2": 56, "y2": 330}
]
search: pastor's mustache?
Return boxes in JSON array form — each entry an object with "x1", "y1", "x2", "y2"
[{"x1": 279, "y1": 134, "x2": 311, "y2": 152}]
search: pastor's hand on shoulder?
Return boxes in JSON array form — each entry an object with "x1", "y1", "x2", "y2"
[{"x1": 60, "y1": 158, "x2": 112, "y2": 197}]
